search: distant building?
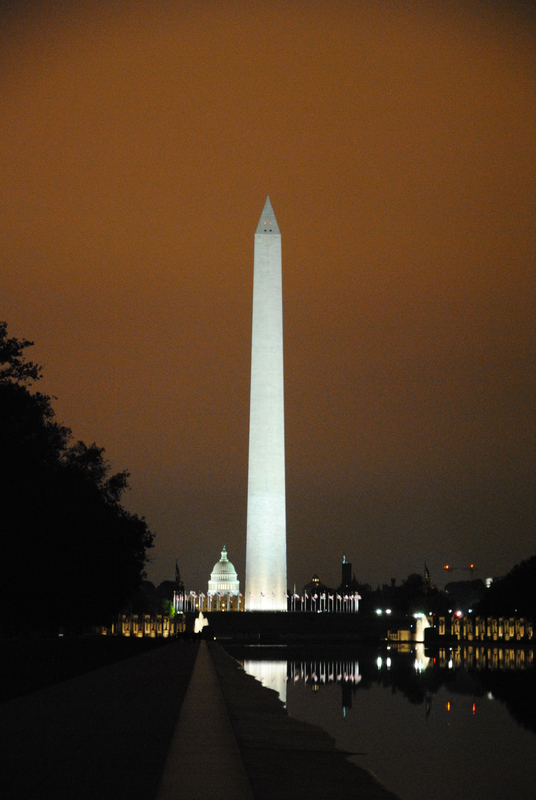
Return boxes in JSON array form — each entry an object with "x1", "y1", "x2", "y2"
[
  {"x1": 295, "y1": 573, "x2": 332, "y2": 611},
  {"x1": 207, "y1": 545, "x2": 242, "y2": 611},
  {"x1": 341, "y1": 555, "x2": 352, "y2": 591},
  {"x1": 339, "y1": 555, "x2": 360, "y2": 595},
  {"x1": 296, "y1": 562, "x2": 361, "y2": 613},
  {"x1": 303, "y1": 573, "x2": 332, "y2": 596},
  {"x1": 209, "y1": 545, "x2": 240, "y2": 594}
]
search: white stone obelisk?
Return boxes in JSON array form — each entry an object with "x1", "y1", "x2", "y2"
[{"x1": 245, "y1": 196, "x2": 287, "y2": 611}]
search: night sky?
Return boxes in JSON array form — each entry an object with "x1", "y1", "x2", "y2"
[{"x1": 2, "y1": 0, "x2": 535, "y2": 593}]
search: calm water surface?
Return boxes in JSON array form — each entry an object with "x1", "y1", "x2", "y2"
[{"x1": 234, "y1": 644, "x2": 536, "y2": 800}]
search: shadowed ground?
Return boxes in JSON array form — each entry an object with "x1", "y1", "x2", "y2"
[
  {"x1": 1, "y1": 638, "x2": 399, "y2": 799},
  {"x1": 1, "y1": 641, "x2": 199, "y2": 800}
]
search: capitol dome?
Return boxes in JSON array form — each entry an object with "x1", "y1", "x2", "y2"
[{"x1": 208, "y1": 546, "x2": 240, "y2": 596}]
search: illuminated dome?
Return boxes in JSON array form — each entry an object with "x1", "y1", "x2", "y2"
[{"x1": 208, "y1": 546, "x2": 240, "y2": 596}]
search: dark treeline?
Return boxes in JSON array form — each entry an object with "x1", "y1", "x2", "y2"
[
  {"x1": 351, "y1": 572, "x2": 451, "y2": 617},
  {"x1": 355, "y1": 556, "x2": 535, "y2": 619},
  {"x1": 0, "y1": 322, "x2": 154, "y2": 636},
  {"x1": 477, "y1": 555, "x2": 536, "y2": 619},
  {"x1": 128, "y1": 580, "x2": 177, "y2": 616}
]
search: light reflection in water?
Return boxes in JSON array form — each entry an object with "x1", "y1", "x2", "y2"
[
  {"x1": 288, "y1": 657, "x2": 361, "y2": 688},
  {"x1": 414, "y1": 642, "x2": 430, "y2": 672},
  {"x1": 243, "y1": 659, "x2": 287, "y2": 705},
  {"x1": 236, "y1": 644, "x2": 536, "y2": 800}
]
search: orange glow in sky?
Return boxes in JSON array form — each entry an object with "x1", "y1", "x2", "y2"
[{"x1": 1, "y1": 1, "x2": 535, "y2": 590}]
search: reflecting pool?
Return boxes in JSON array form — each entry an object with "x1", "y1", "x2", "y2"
[{"x1": 228, "y1": 643, "x2": 536, "y2": 800}]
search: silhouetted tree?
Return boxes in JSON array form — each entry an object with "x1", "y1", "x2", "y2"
[
  {"x1": 0, "y1": 322, "x2": 154, "y2": 635},
  {"x1": 393, "y1": 573, "x2": 427, "y2": 615},
  {"x1": 126, "y1": 580, "x2": 177, "y2": 616},
  {"x1": 387, "y1": 573, "x2": 450, "y2": 616},
  {"x1": 444, "y1": 579, "x2": 485, "y2": 613},
  {"x1": 477, "y1": 555, "x2": 536, "y2": 618},
  {"x1": 0, "y1": 321, "x2": 42, "y2": 384}
]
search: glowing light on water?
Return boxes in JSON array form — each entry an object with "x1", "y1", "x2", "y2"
[{"x1": 243, "y1": 660, "x2": 287, "y2": 704}]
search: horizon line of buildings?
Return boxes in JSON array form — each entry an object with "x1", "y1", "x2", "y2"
[{"x1": 172, "y1": 548, "x2": 361, "y2": 614}]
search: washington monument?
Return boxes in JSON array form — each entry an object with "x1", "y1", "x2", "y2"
[{"x1": 245, "y1": 196, "x2": 287, "y2": 611}]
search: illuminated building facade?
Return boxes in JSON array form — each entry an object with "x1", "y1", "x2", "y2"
[{"x1": 208, "y1": 545, "x2": 240, "y2": 596}]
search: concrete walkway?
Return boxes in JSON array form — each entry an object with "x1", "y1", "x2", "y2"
[
  {"x1": 1, "y1": 640, "x2": 198, "y2": 800},
  {"x1": 157, "y1": 641, "x2": 254, "y2": 800}
]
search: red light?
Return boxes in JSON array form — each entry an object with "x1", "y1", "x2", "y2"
[
  {"x1": 472, "y1": 703, "x2": 476, "y2": 715},
  {"x1": 446, "y1": 701, "x2": 451, "y2": 712},
  {"x1": 444, "y1": 565, "x2": 449, "y2": 570}
]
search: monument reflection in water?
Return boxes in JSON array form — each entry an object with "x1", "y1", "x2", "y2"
[
  {"x1": 242, "y1": 657, "x2": 288, "y2": 705},
  {"x1": 235, "y1": 644, "x2": 535, "y2": 800}
]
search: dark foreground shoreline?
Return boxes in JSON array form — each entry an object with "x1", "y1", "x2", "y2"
[
  {"x1": 209, "y1": 641, "x2": 400, "y2": 800},
  {"x1": 1, "y1": 637, "x2": 400, "y2": 799}
]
